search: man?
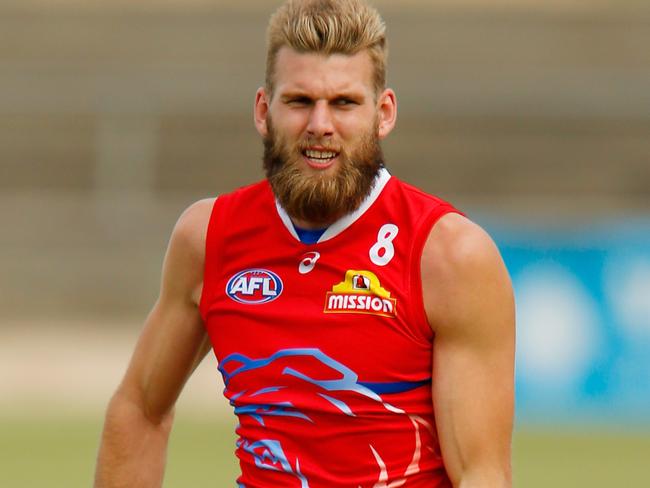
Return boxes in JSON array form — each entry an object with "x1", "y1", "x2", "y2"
[{"x1": 94, "y1": 0, "x2": 515, "y2": 487}]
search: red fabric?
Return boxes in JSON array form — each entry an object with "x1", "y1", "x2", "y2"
[{"x1": 200, "y1": 175, "x2": 460, "y2": 487}]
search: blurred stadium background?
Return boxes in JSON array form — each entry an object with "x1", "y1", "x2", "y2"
[{"x1": 1, "y1": 0, "x2": 649, "y2": 486}]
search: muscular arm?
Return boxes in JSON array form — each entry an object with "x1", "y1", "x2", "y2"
[
  {"x1": 422, "y1": 213, "x2": 515, "y2": 488},
  {"x1": 94, "y1": 198, "x2": 215, "y2": 488}
]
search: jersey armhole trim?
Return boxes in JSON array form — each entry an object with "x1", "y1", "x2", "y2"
[
  {"x1": 409, "y1": 204, "x2": 465, "y2": 342},
  {"x1": 199, "y1": 196, "x2": 222, "y2": 323}
]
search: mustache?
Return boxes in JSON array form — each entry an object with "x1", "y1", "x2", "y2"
[{"x1": 297, "y1": 140, "x2": 342, "y2": 152}]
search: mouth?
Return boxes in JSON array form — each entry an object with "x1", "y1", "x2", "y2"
[{"x1": 302, "y1": 148, "x2": 340, "y2": 170}]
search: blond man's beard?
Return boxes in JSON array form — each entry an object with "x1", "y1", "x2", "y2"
[{"x1": 263, "y1": 119, "x2": 385, "y2": 227}]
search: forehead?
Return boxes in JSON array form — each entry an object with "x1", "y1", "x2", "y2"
[{"x1": 272, "y1": 47, "x2": 375, "y2": 98}]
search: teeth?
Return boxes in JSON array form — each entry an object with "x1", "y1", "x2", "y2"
[{"x1": 305, "y1": 149, "x2": 337, "y2": 160}]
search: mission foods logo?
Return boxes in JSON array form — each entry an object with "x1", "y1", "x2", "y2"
[
  {"x1": 324, "y1": 270, "x2": 397, "y2": 318},
  {"x1": 226, "y1": 269, "x2": 283, "y2": 304}
]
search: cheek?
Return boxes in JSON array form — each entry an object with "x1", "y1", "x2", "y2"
[
  {"x1": 271, "y1": 108, "x2": 308, "y2": 135},
  {"x1": 335, "y1": 109, "x2": 378, "y2": 138},
  {"x1": 337, "y1": 122, "x2": 376, "y2": 147}
]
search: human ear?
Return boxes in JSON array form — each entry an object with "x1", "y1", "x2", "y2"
[
  {"x1": 254, "y1": 87, "x2": 270, "y2": 137},
  {"x1": 377, "y1": 88, "x2": 397, "y2": 139}
]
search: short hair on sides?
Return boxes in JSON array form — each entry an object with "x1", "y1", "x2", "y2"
[{"x1": 265, "y1": 0, "x2": 388, "y2": 97}]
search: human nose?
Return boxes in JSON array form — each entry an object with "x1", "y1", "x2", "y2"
[{"x1": 306, "y1": 100, "x2": 334, "y2": 138}]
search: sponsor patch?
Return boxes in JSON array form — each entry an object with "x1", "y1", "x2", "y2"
[
  {"x1": 324, "y1": 270, "x2": 396, "y2": 318},
  {"x1": 226, "y1": 269, "x2": 283, "y2": 304}
]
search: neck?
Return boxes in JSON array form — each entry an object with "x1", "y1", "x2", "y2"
[{"x1": 290, "y1": 216, "x2": 332, "y2": 230}]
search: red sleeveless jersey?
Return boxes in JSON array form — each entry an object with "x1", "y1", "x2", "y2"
[{"x1": 200, "y1": 169, "x2": 459, "y2": 487}]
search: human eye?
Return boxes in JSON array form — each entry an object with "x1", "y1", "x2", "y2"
[
  {"x1": 286, "y1": 96, "x2": 312, "y2": 106},
  {"x1": 332, "y1": 97, "x2": 358, "y2": 106}
]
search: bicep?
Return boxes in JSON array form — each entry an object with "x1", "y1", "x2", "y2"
[
  {"x1": 118, "y1": 299, "x2": 209, "y2": 422},
  {"x1": 116, "y1": 199, "x2": 214, "y2": 422},
  {"x1": 424, "y1": 215, "x2": 515, "y2": 486},
  {"x1": 432, "y1": 311, "x2": 514, "y2": 486}
]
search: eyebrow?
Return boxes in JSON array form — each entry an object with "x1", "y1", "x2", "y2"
[
  {"x1": 280, "y1": 93, "x2": 311, "y2": 101},
  {"x1": 280, "y1": 91, "x2": 366, "y2": 102}
]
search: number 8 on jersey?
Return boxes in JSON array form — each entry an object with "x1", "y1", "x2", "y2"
[{"x1": 369, "y1": 223, "x2": 399, "y2": 266}]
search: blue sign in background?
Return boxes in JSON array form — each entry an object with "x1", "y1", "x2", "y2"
[{"x1": 484, "y1": 220, "x2": 650, "y2": 425}]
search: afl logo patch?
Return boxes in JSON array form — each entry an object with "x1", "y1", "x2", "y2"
[{"x1": 226, "y1": 269, "x2": 283, "y2": 305}]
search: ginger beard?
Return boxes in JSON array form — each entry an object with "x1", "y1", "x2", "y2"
[{"x1": 263, "y1": 116, "x2": 385, "y2": 227}]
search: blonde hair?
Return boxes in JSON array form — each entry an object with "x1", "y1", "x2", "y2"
[{"x1": 266, "y1": 0, "x2": 388, "y2": 96}]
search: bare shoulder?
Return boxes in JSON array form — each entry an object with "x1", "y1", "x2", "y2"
[
  {"x1": 170, "y1": 197, "x2": 217, "y2": 255},
  {"x1": 421, "y1": 212, "x2": 514, "y2": 337},
  {"x1": 421, "y1": 212, "x2": 502, "y2": 278},
  {"x1": 162, "y1": 197, "x2": 217, "y2": 305}
]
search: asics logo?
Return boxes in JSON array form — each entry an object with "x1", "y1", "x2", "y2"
[{"x1": 298, "y1": 252, "x2": 321, "y2": 275}]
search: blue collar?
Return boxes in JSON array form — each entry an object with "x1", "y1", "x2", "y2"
[{"x1": 293, "y1": 225, "x2": 327, "y2": 244}]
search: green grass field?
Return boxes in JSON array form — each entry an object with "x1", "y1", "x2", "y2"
[{"x1": 1, "y1": 412, "x2": 648, "y2": 487}]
